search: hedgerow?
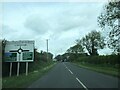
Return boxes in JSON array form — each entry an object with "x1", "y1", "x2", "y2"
[{"x1": 75, "y1": 55, "x2": 120, "y2": 68}]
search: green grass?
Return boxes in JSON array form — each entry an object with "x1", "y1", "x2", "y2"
[
  {"x1": 2, "y1": 61, "x2": 56, "y2": 88},
  {"x1": 0, "y1": 78, "x2": 2, "y2": 90},
  {"x1": 73, "y1": 62, "x2": 120, "y2": 78}
]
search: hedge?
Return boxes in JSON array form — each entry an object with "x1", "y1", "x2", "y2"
[{"x1": 76, "y1": 55, "x2": 120, "y2": 68}]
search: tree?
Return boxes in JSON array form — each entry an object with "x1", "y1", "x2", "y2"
[
  {"x1": 55, "y1": 55, "x2": 62, "y2": 61},
  {"x1": 48, "y1": 52, "x2": 53, "y2": 60},
  {"x1": 34, "y1": 49, "x2": 53, "y2": 62},
  {"x1": 77, "y1": 30, "x2": 105, "y2": 56},
  {"x1": 98, "y1": 0, "x2": 120, "y2": 54},
  {"x1": 2, "y1": 39, "x2": 7, "y2": 60},
  {"x1": 66, "y1": 44, "x2": 85, "y2": 61},
  {"x1": 66, "y1": 44, "x2": 84, "y2": 54}
]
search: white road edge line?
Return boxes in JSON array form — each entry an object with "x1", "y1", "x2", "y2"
[{"x1": 76, "y1": 77, "x2": 88, "y2": 90}]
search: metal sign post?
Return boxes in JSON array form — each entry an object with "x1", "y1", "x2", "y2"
[
  {"x1": 26, "y1": 62, "x2": 28, "y2": 76},
  {"x1": 17, "y1": 49, "x2": 21, "y2": 77},
  {"x1": 9, "y1": 62, "x2": 12, "y2": 77},
  {"x1": 17, "y1": 62, "x2": 20, "y2": 76}
]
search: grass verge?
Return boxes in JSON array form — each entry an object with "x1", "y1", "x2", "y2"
[
  {"x1": 2, "y1": 61, "x2": 56, "y2": 88},
  {"x1": 73, "y1": 62, "x2": 120, "y2": 78}
]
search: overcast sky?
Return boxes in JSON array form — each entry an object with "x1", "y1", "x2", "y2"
[{"x1": 1, "y1": 1, "x2": 114, "y2": 56}]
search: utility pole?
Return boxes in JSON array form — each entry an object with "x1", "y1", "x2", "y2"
[{"x1": 46, "y1": 39, "x2": 48, "y2": 61}]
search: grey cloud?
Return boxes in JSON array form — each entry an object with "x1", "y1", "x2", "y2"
[
  {"x1": 23, "y1": 3, "x2": 100, "y2": 39},
  {"x1": 3, "y1": 2, "x2": 108, "y2": 55},
  {"x1": 53, "y1": 12, "x2": 82, "y2": 32},
  {"x1": 2, "y1": 25, "x2": 18, "y2": 40},
  {"x1": 2, "y1": 25, "x2": 16, "y2": 34},
  {"x1": 2, "y1": 24, "x2": 37, "y2": 40},
  {"x1": 24, "y1": 15, "x2": 50, "y2": 35},
  {"x1": 51, "y1": 4, "x2": 100, "y2": 33}
]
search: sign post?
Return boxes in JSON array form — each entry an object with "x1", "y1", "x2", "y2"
[
  {"x1": 4, "y1": 40, "x2": 34, "y2": 76},
  {"x1": 9, "y1": 62, "x2": 12, "y2": 77},
  {"x1": 17, "y1": 62, "x2": 20, "y2": 76},
  {"x1": 26, "y1": 62, "x2": 28, "y2": 76}
]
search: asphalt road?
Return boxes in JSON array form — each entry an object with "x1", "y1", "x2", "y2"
[{"x1": 28, "y1": 62, "x2": 119, "y2": 89}]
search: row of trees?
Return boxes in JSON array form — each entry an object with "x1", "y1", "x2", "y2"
[
  {"x1": 65, "y1": 30, "x2": 105, "y2": 56},
  {"x1": 55, "y1": 0, "x2": 119, "y2": 62},
  {"x1": 66, "y1": 0, "x2": 119, "y2": 56}
]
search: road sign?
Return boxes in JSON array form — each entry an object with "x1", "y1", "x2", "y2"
[{"x1": 4, "y1": 40, "x2": 34, "y2": 62}]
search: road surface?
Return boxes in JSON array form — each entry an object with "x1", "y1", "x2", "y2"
[{"x1": 28, "y1": 62, "x2": 119, "y2": 89}]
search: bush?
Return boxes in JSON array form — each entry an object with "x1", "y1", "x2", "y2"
[{"x1": 75, "y1": 55, "x2": 120, "y2": 68}]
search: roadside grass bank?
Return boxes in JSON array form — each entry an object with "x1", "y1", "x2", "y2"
[
  {"x1": 70, "y1": 55, "x2": 120, "y2": 78},
  {"x1": 2, "y1": 61, "x2": 56, "y2": 88},
  {"x1": 73, "y1": 62, "x2": 120, "y2": 78}
]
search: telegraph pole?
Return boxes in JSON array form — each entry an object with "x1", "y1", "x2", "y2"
[{"x1": 46, "y1": 39, "x2": 48, "y2": 61}]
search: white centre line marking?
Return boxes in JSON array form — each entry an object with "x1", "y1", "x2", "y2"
[
  {"x1": 66, "y1": 66, "x2": 68, "y2": 69},
  {"x1": 63, "y1": 63, "x2": 88, "y2": 90},
  {"x1": 63, "y1": 63, "x2": 73, "y2": 74},
  {"x1": 63, "y1": 63, "x2": 68, "y2": 69},
  {"x1": 76, "y1": 77, "x2": 88, "y2": 90},
  {"x1": 68, "y1": 69, "x2": 73, "y2": 74}
]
